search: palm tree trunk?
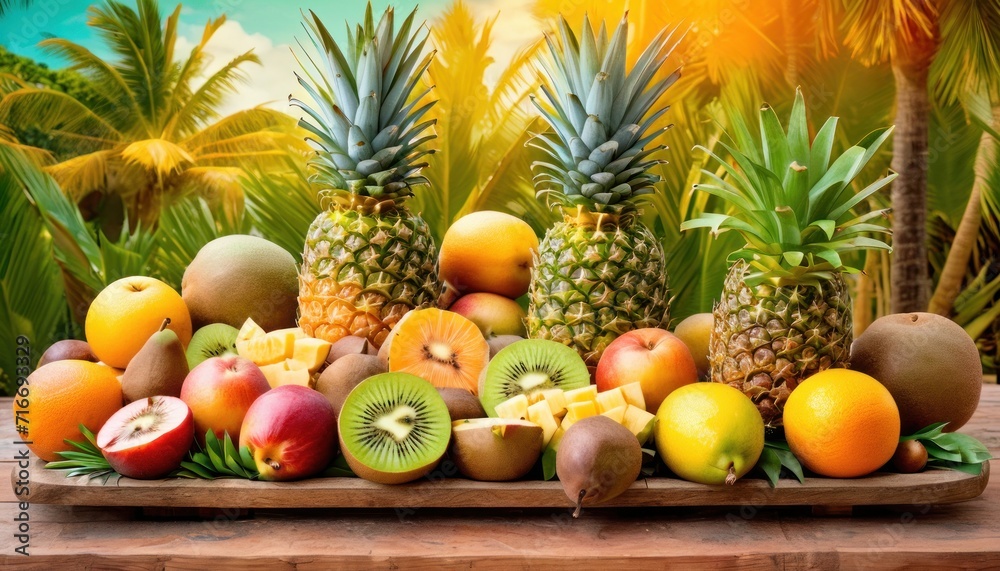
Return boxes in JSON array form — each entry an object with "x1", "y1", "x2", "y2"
[
  {"x1": 927, "y1": 105, "x2": 1000, "y2": 316},
  {"x1": 889, "y1": 34, "x2": 936, "y2": 314}
]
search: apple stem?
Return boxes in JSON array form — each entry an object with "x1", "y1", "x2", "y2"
[
  {"x1": 159, "y1": 318, "x2": 171, "y2": 332},
  {"x1": 266, "y1": 458, "x2": 280, "y2": 471},
  {"x1": 572, "y1": 489, "x2": 586, "y2": 519},
  {"x1": 725, "y1": 464, "x2": 737, "y2": 486}
]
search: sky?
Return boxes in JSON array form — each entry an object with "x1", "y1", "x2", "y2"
[{"x1": 0, "y1": 0, "x2": 542, "y2": 117}]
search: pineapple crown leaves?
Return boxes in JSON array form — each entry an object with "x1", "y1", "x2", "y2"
[
  {"x1": 291, "y1": 3, "x2": 437, "y2": 210},
  {"x1": 681, "y1": 87, "x2": 896, "y2": 287},
  {"x1": 528, "y1": 12, "x2": 682, "y2": 214}
]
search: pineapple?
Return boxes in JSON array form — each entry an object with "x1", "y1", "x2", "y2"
[
  {"x1": 682, "y1": 88, "x2": 896, "y2": 429},
  {"x1": 293, "y1": 5, "x2": 441, "y2": 348},
  {"x1": 527, "y1": 14, "x2": 679, "y2": 369}
]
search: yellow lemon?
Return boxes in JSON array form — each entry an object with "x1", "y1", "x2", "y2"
[{"x1": 655, "y1": 382, "x2": 764, "y2": 485}]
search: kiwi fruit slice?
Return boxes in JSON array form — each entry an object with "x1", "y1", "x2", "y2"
[
  {"x1": 186, "y1": 323, "x2": 239, "y2": 369},
  {"x1": 338, "y1": 372, "x2": 452, "y2": 484},
  {"x1": 479, "y1": 339, "x2": 590, "y2": 417}
]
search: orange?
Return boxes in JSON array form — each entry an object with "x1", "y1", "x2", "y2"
[
  {"x1": 439, "y1": 211, "x2": 539, "y2": 299},
  {"x1": 783, "y1": 369, "x2": 900, "y2": 478},
  {"x1": 387, "y1": 308, "x2": 489, "y2": 393},
  {"x1": 14, "y1": 360, "x2": 123, "y2": 462},
  {"x1": 85, "y1": 276, "x2": 192, "y2": 369}
]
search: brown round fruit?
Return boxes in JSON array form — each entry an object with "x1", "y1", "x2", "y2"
[
  {"x1": 450, "y1": 418, "x2": 543, "y2": 481},
  {"x1": 891, "y1": 440, "x2": 928, "y2": 473},
  {"x1": 851, "y1": 312, "x2": 982, "y2": 434},
  {"x1": 37, "y1": 339, "x2": 99, "y2": 368},
  {"x1": 182, "y1": 235, "x2": 298, "y2": 331},
  {"x1": 315, "y1": 353, "x2": 388, "y2": 417},
  {"x1": 437, "y1": 388, "x2": 487, "y2": 421},
  {"x1": 326, "y1": 335, "x2": 378, "y2": 365}
]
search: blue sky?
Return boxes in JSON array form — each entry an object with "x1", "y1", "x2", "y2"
[{"x1": 0, "y1": 0, "x2": 539, "y2": 115}]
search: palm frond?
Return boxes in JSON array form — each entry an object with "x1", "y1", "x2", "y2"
[
  {"x1": 167, "y1": 50, "x2": 262, "y2": 139},
  {"x1": 154, "y1": 195, "x2": 254, "y2": 289},
  {"x1": 121, "y1": 138, "x2": 193, "y2": 179},
  {"x1": 0, "y1": 146, "x2": 67, "y2": 394},
  {"x1": 0, "y1": 88, "x2": 123, "y2": 149},
  {"x1": 242, "y1": 159, "x2": 322, "y2": 262},
  {"x1": 931, "y1": 0, "x2": 1000, "y2": 105},
  {"x1": 841, "y1": 0, "x2": 937, "y2": 66}
]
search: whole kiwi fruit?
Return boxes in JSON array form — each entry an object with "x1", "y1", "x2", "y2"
[
  {"x1": 479, "y1": 339, "x2": 590, "y2": 416},
  {"x1": 851, "y1": 312, "x2": 982, "y2": 434},
  {"x1": 438, "y1": 387, "x2": 487, "y2": 421},
  {"x1": 315, "y1": 353, "x2": 388, "y2": 417}
]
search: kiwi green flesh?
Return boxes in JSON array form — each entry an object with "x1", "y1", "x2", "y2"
[
  {"x1": 339, "y1": 372, "x2": 451, "y2": 478},
  {"x1": 479, "y1": 339, "x2": 590, "y2": 417},
  {"x1": 186, "y1": 323, "x2": 238, "y2": 369}
]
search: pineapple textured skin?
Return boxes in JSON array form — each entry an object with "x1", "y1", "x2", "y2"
[
  {"x1": 528, "y1": 215, "x2": 669, "y2": 370},
  {"x1": 299, "y1": 208, "x2": 440, "y2": 349},
  {"x1": 710, "y1": 259, "x2": 852, "y2": 428}
]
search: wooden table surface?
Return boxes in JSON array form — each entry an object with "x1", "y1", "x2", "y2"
[{"x1": 2, "y1": 385, "x2": 998, "y2": 569}]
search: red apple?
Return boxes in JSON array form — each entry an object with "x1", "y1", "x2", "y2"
[
  {"x1": 180, "y1": 355, "x2": 270, "y2": 443},
  {"x1": 447, "y1": 293, "x2": 527, "y2": 337},
  {"x1": 97, "y1": 396, "x2": 194, "y2": 479},
  {"x1": 239, "y1": 385, "x2": 338, "y2": 481},
  {"x1": 596, "y1": 328, "x2": 698, "y2": 413}
]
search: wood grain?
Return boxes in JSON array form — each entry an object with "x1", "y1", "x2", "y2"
[
  {"x1": 1, "y1": 385, "x2": 998, "y2": 568},
  {"x1": 18, "y1": 457, "x2": 989, "y2": 509}
]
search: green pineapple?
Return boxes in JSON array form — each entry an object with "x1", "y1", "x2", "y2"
[
  {"x1": 293, "y1": 5, "x2": 441, "y2": 348},
  {"x1": 527, "y1": 14, "x2": 679, "y2": 369},
  {"x1": 682, "y1": 88, "x2": 895, "y2": 429}
]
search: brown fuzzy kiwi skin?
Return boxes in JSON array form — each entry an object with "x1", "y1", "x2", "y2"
[
  {"x1": 450, "y1": 419, "x2": 542, "y2": 481},
  {"x1": 315, "y1": 354, "x2": 388, "y2": 417},
  {"x1": 438, "y1": 388, "x2": 487, "y2": 420},
  {"x1": 850, "y1": 312, "x2": 982, "y2": 434},
  {"x1": 339, "y1": 433, "x2": 444, "y2": 485},
  {"x1": 326, "y1": 336, "x2": 379, "y2": 366}
]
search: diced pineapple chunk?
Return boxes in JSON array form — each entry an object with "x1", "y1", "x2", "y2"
[
  {"x1": 565, "y1": 400, "x2": 598, "y2": 424},
  {"x1": 600, "y1": 405, "x2": 627, "y2": 424},
  {"x1": 538, "y1": 388, "x2": 567, "y2": 417},
  {"x1": 619, "y1": 382, "x2": 646, "y2": 411},
  {"x1": 277, "y1": 368, "x2": 311, "y2": 387},
  {"x1": 595, "y1": 387, "x2": 627, "y2": 413},
  {"x1": 292, "y1": 337, "x2": 332, "y2": 372},
  {"x1": 622, "y1": 404, "x2": 657, "y2": 444},
  {"x1": 547, "y1": 426, "x2": 566, "y2": 451},
  {"x1": 494, "y1": 394, "x2": 530, "y2": 420},
  {"x1": 258, "y1": 362, "x2": 288, "y2": 389},
  {"x1": 527, "y1": 401, "x2": 559, "y2": 446},
  {"x1": 237, "y1": 330, "x2": 297, "y2": 366},
  {"x1": 284, "y1": 358, "x2": 310, "y2": 371},
  {"x1": 271, "y1": 327, "x2": 307, "y2": 340},
  {"x1": 236, "y1": 317, "x2": 266, "y2": 343},
  {"x1": 564, "y1": 385, "x2": 598, "y2": 404}
]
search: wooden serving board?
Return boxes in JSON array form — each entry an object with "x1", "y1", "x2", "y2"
[{"x1": 17, "y1": 458, "x2": 989, "y2": 510}]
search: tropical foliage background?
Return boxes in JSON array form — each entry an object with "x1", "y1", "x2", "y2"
[{"x1": 1, "y1": 0, "x2": 998, "y2": 395}]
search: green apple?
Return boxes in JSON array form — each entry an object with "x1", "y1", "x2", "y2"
[{"x1": 654, "y1": 383, "x2": 764, "y2": 485}]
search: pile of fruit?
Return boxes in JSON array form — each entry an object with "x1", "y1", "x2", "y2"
[{"x1": 14, "y1": 4, "x2": 993, "y2": 518}]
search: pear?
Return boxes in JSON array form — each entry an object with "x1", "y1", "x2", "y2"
[
  {"x1": 556, "y1": 415, "x2": 641, "y2": 518},
  {"x1": 122, "y1": 318, "x2": 190, "y2": 403}
]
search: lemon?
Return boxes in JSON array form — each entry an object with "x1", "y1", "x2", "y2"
[{"x1": 654, "y1": 382, "x2": 764, "y2": 485}]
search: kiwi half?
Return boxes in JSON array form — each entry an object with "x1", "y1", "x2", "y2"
[
  {"x1": 338, "y1": 372, "x2": 451, "y2": 484},
  {"x1": 186, "y1": 323, "x2": 239, "y2": 369},
  {"x1": 479, "y1": 339, "x2": 590, "y2": 417}
]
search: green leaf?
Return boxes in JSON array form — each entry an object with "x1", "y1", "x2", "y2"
[
  {"x1": 901, "y1": 422, "x2": 949, "y2": 440},
  {"x1": 923, "y1": 441, "x2": 963, "y2": 463},
  {"x1": 542, "y1": 447, "x2": 558, "y2": 481},
  {"x1": 927, "y1": 460, "x2": 984, "y2": 476},
  {"x1": 771, "y1": 447, "x2": 805, "y2": 483},
  {"x1": 756, "y1": 446, "x2": 782, "y2": 487},
  {"x1": 177, "y1": 460, "x2": 217, "y2": 479},
  {"x1": 320, "y1": 454, "x2": 357, "y2": 478}
]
